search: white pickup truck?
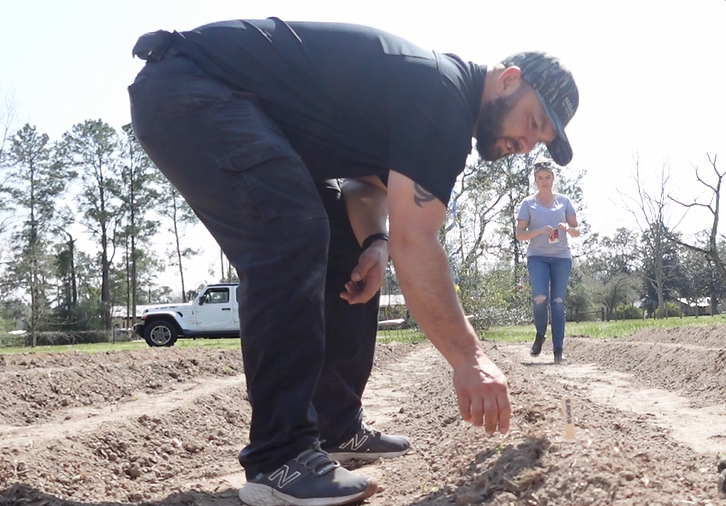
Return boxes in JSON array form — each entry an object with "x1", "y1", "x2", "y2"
[{"x1": 134, "y1": 283, "x2": 240, "y2": 347}]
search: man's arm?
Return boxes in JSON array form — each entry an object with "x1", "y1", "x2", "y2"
[
  {"x1": 339, "y1": 176, "x2": 389, "y2": 304},
  {"x1": 341, "y1": 176, "x2": 388, "y2": 244},
  {"x1": 387, "y1": 170, "x2": 510, "y2": 434}
]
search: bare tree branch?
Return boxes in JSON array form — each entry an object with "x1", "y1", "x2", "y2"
[{"x1": 667, "y1": 153, "x2": 726, "y2": 283}]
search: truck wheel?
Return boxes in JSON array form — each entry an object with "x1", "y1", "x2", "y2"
[{"x1": 143, "y1": 321, "x2": 178, "y2": 347}]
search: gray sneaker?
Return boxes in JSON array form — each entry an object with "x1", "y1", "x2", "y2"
[
  {"x1": 322, "y1": 424, "x2": 410, "y2": 463},
  {"x1": 238, "y1": 445, "x2": 376, "y2": 506}
]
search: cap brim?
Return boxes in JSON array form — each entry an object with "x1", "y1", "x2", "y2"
[{"x1": 534, "y1": 88, "x2": 573, "y2": 166}]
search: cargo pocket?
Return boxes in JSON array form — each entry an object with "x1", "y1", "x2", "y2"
[
  {"x1": 206, "y1": 92, "x2": 326, "y2": 230},
  {"x1": 220, "y1": 151, "x2": 327, "y2": 232}
]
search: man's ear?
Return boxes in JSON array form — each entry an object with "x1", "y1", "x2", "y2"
[{"x1": 497, "y1": 66, "x2": 522, "y2": 96}]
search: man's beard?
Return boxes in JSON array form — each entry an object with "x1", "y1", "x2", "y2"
[{"x1": 474, "y1": 88, "x2": 525, "y2": 161}]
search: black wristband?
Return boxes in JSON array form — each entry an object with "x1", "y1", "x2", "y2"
[{"x1": 362, "y1": 233, "x2": 389, "y2": 250}]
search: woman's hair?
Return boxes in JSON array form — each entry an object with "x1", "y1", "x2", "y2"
[
  {"x1": 533, "y1": 160, "x2": 555, "y2": 176},
  {"x1": 532, "y1": 161, "x2": 556, "y2": 192}
]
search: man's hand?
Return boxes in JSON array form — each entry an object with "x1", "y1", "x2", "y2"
[
  {"x1": 340, "y1": 240, "x2": 388, "y2": 304},
  {"x1": 452, "y1": 353, "x2": 511, "y2": 434}
]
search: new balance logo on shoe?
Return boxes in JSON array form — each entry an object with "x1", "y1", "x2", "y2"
[
  {"x1": 323, "y1": 425, "x2": 410, "y2": 463},
  {"x1": 339, "y1": 433, "x2": 369, "y2": 451},
  {"x1": 266, "y1": 465, "x2": 301, "y2": 489}
]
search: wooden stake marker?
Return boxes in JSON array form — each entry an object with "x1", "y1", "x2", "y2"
[{"x1": 562, "y1": 396, "x2": 576, "y2": 440}]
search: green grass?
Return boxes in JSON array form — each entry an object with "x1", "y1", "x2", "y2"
[
  {"x1": 484, "y1": 314, "x2": 726, "y2": 342},
  {"x1": 376, "y1": 327, "x2": 428, "y2": 345},
  {"x1": 2, "y1": 314, "x2": 724, "y2": 354}
]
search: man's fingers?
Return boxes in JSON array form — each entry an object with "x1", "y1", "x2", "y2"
[
  {"x1": 459, "y1": 393, "x2": 507, "y2": 434},
  {"x1": 497, "y1": 393, "x2": 512, "y2": 434},
  {"x1": 339, "y1": 279, "x2": 378, "y2": 304},
  {"x1": 457, "y1": 393, "x2": 486, "y2": 428},
  {"x1": 339, "y1": 285, "x2": 360, "y2": 303},
  {"x1": 457, "y1": 394, "x2": 472, "y2": 423},
  {"x1": 469, "y1": 395, "x2": 484, "y2": 427},
  {"x1": 483, "y1": 396, "x2": 499, "y2": 435}
]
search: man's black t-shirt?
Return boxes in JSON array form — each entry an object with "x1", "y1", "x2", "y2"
[{"x1": 173, "y1": 18, "x2": 485, "y2": 205}]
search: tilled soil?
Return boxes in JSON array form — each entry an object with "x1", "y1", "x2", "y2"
[{"x1": 1, "y1": 326, "x2": 725, "y2": 506}]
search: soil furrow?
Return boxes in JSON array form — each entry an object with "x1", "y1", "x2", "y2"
[{"x1": 0, "y1": 330, "x2": 724, "y2": 506}]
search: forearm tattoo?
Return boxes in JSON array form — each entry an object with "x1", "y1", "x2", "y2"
[{"x1": 413, "y1": 183, "x2": 436, "y2": 208}]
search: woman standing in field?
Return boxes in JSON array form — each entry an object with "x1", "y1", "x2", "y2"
[{"x1": 516, "y1": 161, "x2": 580, "y2": 364}]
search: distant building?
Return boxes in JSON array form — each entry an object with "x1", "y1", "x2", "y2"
[
  {"x1": 111, "y1": 305, "x2": 166, "y2": 329},
  {"x1": 676, "y1": 298, "x2": 712, "y2": 317}
]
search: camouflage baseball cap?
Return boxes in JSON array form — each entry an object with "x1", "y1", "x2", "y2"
[{"x1": 502, "y1": 51, "x2": 579, "y2": 166}]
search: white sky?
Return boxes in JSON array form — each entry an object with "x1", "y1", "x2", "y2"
[{"x1": 2, "y1": 0, "x2": 725, "y2": 291}]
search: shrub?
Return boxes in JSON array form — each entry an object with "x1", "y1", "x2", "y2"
[
  {"x1": 0, "y1": 333, "x2": 26, "y2": 348},
  {"x1": 661, "y1": 301, "x2": 683, "y2": 318},
  {"x1": 614, "y1": 304, "x2": 644, "y2": 320},
  {"x1": 475, "y1": 305, "x2": 531, "y2": 329},
  {"x1": 25, "y1": 330, "x2": 120, "y2": 346}
]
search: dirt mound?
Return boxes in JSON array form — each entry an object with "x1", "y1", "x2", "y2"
[
  {"x1": 567, "y1": 327, "x2": 726, "y2": 408},
  {"x1": 0, "y1": 328, "x2": 724, "y2": 505}
]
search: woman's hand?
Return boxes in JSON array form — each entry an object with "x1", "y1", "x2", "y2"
[{"x1": 542, "y1": 225, "x2": 556, "y2": 235}]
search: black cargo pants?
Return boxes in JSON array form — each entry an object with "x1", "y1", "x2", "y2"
[{"x1": 128, "y1": 55, "x2": 379, "y2": 479}]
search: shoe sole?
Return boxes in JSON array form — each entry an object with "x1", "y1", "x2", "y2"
[
  {"x1": 327, "y1": 448, "x2": 409, "y2": 463},
  {"x1": 239, "y1": 480, "x2": 377, "y2": 506}
]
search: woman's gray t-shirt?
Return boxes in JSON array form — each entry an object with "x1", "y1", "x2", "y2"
[{"x1": 517, "y1": 194, "x2": 576, "y2": 259}]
